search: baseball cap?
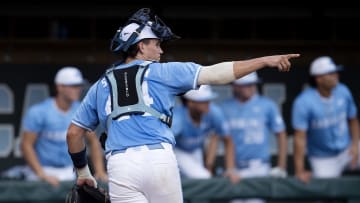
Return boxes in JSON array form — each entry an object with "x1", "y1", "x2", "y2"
[
  {"x1": 233, "y1": 72, "x2": 261, "y2": 85},
  {"x1": 310, "y1": 56, "x2": 343, "y2": 76},
  {"x1": 184, "y1": 85, "x2": 218, "y2": 102},
  {"x1": 120, "y1": 22, "x2": 159, "y2": 45},
  {"x1": 54, "y1": 66, "x2": 84, "y2": 85}
]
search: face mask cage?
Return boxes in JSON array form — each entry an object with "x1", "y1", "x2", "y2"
[
  {"x1": 110, "y1": 8, "x2": 180, "y2": 53},
  {"x1": 151, "y1": 15, "x2": 180, "y2": 41}
]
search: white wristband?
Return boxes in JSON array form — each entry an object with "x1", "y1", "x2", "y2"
[{"x1": 76, "y1": 165, "x2": 98, "y2": 188}]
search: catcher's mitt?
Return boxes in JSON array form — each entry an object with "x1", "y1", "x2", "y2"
[{"x1": 65, "y1": 184, "x2": 110, "y2": 203}]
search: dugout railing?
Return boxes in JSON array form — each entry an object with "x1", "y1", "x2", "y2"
[{"x1": 0, "y1": 177, "x2": 360, "y2": 203}]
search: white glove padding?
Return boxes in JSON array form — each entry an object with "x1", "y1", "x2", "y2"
[
  {"x1": 269, "y1": 167, "x2": 287, "y2": 178},
  {"x1": 76, "y1": 165, "x2": 98, "y2": 188}
]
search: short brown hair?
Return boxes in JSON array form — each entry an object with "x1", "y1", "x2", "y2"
[{"x1": 120, "y1": 39, "x2": 151, "y2": 59}]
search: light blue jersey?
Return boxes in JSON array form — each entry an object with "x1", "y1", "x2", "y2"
[
  {"x1": 72, "y1": 60, "x2": 201, "y2": 153},
  {"x1": 171, "y1": 103, "x2": 229, "y2": 152},
  {"x1": 292, "y1": 83, "x2": 357, "y2": 157},
  {"x1": 220, "y1": 95, "x2": 285, "y2": 164},
  {"x1": 23, "y1": 98, "x2": 80, "y2": 167}
]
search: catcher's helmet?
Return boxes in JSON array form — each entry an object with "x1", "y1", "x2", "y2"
[{"x1": 110, "y1": 8, "x2": 180, "y2": 53}]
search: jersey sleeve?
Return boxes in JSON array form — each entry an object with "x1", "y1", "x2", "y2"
[
  {"x1": 291, "y1": 96, "x2": 309, "y2": 131},
  {"x1": 72, "y1": 81, "x2": 100, "y2": 131},
  {"x1": 158, "y1": 62, "x2": 201, "y2": 95},
  {"x1": 266, "y1": 100, "x2": 286, "y2": 133},
  {"x1": 22, "y1": 105, "x2": 44, "y2": 134},
  {"x1": 210, "y1": 104, "x2": 230, "y2": 137}
]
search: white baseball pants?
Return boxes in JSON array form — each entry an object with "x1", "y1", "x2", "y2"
[
  {"x1": 174, "y1": 148, "x2": 211, "y2": 179},
  {"x1": 106, "y1": 143, "x2": 183, "y2": 203},
  {"x1": 24, "y1": 165, "x2": 75, "y2": 181},
  {"x1": 309, "y1": 146, "x2": 353, "y2": 178}
]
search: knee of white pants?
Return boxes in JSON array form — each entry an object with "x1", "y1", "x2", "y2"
[
  {"x1": 183, "y1": 167, "x2": 211, "y2": 179},
  {"x1": 24, "y1": 165, "x2": 75, "y2": 181},
  {"x1": 313, "y1": 168, "x2": 340, "y2": 178},
  {"x1": 174, "y1": 148, "x2": 211, "y2": 178},
  {"x1": 238, "y1": 162, "x2": 270, "y2": 178},
  {"x1": 44, "y1": 166, "x2": 75, "y2": 181},
  {"x1": 310, "y1": 157, "x2": 342, "y2": 178}
]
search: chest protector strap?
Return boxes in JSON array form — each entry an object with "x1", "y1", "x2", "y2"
[{"x1": 105, "y1": 61, "x2": 172, "y2": 129}]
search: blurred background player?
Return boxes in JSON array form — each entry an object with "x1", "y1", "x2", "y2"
[
  {"x1": 21, "y1": 67, "x2": 108, "y2": 187},
  {"x1": 292, "y1": 56, "x2": 360, "y2": 182},
  {"x1": 171, "y1": 85, "x2": 237, "y2": 181},
  {"x1": 220, "y1": 72, "x2": 288, "y2": 203}
]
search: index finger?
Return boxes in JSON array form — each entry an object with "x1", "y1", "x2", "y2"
[{"x1": 286, "y1": 54, "x2": 301, "y2": 59}]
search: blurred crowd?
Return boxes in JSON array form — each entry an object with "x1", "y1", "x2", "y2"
[{"x1": 1, "y1": 55, "x2": 359, "y2": 203}]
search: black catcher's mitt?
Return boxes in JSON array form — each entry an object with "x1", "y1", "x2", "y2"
[{"x1": 65, "y1": 184, "x2": 110, "y2": 203}]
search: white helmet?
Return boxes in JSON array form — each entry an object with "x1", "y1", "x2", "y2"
[
  {"x1": 120, "y1": 22, "x2": 159, "y2": 45},
  {"x1": 233, "y1": 72, "x2": 261, "y2": 85},
  {"x1": 184, "y1": 85, "x2": 218, "y2": 102},
  {"x1": 54, "y1": 66, "x2": 84, "y2": 86},
  {"x1": 310, "y1": 56, "x2": 342, "y2": 76}
]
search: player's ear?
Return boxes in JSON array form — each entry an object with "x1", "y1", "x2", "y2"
[{"x1": 137, "y1": 41, "x2": 145, "y2": 54}]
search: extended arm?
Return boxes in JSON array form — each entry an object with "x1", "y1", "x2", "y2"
[{"x1": 198, "y1": 54, "x2": 300, "y2": 85}]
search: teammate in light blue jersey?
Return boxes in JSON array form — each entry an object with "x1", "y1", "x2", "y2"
[
  {"x1": 221, "y1": 72, "x2": 288, "y2": 203},
  {"x1": 172, "y1": 85, "x2": 236, "y2": 181},
  {"x1": 292, "y1": 56, "x2": 360, "y2": 182},
  {"x1": 66, "y1": 8, "x2": 299, "y2": 203},
  {"x1": 21, "y1": 67, "x2": 107, "y2": 187}
]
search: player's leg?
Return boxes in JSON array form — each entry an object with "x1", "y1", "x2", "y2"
[
  {"x1": 337, "y1": 146, "x2": 354, "y2": 173},
  {"x1": 239, "y1": 160, "x2": 270, "y2": 178},
  {"x1": 309, "y1": 156, "x2": 343, "y2": 178},
  {"x1": 144, "y1": 143, "x2": 183, "y2": 203},
  {"x1": 107, "y1": 143, "x2": 183, "y2": 203},
  {"x1": 107, "y1": 151, "x2": 149, "y2": 203},
  {"x1": 23, "y1": 165, "x2": 75, "y2": 181},
  {"x1": 174, "y1": 148, "x2": 211, "y2": 178},
  {"x1": 43, "y1": 166, "x2": 76, "y2": 181}
]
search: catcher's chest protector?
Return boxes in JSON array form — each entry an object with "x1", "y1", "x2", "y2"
[{"x1": 105, "y1": 61, "x2": 172, "y2": 129}]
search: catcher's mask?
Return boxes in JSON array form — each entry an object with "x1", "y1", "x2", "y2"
[{"x1": 110, "y1": 8, "x2": 180, "y2": 53}]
